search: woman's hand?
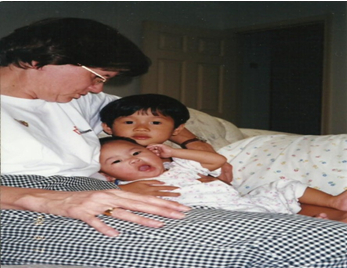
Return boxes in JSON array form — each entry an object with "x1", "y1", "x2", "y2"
[
  {"x1": 119, "y1": 180, "x2": 180, "y2": 197},
  {"x1": 54, "y1": 189, "x2": 188, "y2": 237},
  {"x1": 1, "y1": 186, "x2": 189, "y2": 237}
]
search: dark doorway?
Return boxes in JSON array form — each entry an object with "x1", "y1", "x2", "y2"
[{"x1": 239, "y1": 22, "x2": 324, "y2": 135}]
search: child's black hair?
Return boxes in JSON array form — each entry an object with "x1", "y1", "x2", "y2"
[
  {"x1": 100, "y1": 94, "x2": 190, "y2": 128},
  {"x1": 99, "y1": 136, "x2": 140, "y2": 146}
]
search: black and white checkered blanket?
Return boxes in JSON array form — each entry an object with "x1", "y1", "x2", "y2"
[{"x1": 2, "y1": 174, "x2": 347, "y2": 268}]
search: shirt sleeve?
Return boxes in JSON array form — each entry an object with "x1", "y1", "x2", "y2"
[
  {"x1": 171, "y1": 157, "x2": 221, "y2": 177},
  {"x1": 74, "y1": 92, "x2": 119, "y2": 133}
]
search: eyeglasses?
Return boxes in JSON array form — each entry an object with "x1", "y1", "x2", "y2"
[{"x1": 80, "y1": 65, "x2": 107, "y2": 84}]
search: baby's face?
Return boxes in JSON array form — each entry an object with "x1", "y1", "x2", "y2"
[
  {"x1": 99, "y1": 140, "x2": 165, "y2": 181},
  {"x1": 106, "y1": 110, "x2": 177, "y2": 146}
]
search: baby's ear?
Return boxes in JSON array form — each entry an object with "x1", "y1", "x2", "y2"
[
  {"x1": 101, "y1": 123, "x2": 112, "y2": 135},
  {"x1": 172, "y1": 123, "x2": 185, "y2": 136}
]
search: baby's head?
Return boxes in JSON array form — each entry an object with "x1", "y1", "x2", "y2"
[
  {"x1": 100, "y1": 94, "x2": 190, "y2": 146},
  {"x1": 99, "y1": 136, "x2": 165, "y2": 181}
]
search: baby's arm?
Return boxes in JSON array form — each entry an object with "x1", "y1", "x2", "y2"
[{"x1": 147, "y1": 144, "x2": 226, "y2": 171}]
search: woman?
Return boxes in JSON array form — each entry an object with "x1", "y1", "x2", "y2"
[
  {"x1": 0, "y1": 17, "x2": 197, "y2": 236},
  {"x1": 1, "y1": 18, "x2": 346, "y2": 268}
]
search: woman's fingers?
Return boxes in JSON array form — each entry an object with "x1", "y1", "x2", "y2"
[
  {"x1": 110, "y1": 208, "x2": 165, "y2": 228},
  {"x1": 67, "y1": 190, "x2": 190, "y2": 236},
  {"x1": 81, "y1": 208, "x2": 165, "y2": 237},
  {"x1": 82, "y1": 214, "x2": 121, "y2": 237},
  {"x1": 108, "y1": 190, "x2": 188, "y2": 212},
  {"x1": 108, "y1": 199, "x2": 187, "y2": 224}
]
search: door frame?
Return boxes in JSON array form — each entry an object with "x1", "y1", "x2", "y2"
[
  {"x1": 141, "y1": 20, "x2": 239, "y2": 122},
  {"x1": 226, "y1": 15, "x2": 332, "y2": 134}
]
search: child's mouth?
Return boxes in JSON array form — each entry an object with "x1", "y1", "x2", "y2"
[
  {"x1": 133, "y1": 136, "x2": 150, "y2": 140},
  {"x1": 139, "y1": 165, "x2": 152, "y2": 171}
]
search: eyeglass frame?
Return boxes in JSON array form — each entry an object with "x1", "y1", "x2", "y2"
[{"x1": 79, "y1": 65, "x2": 107, "y2": 84}]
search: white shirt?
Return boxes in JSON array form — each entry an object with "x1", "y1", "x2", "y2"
[
  {"x1": 1, "y1": 93, "x2": 118, "y2": 177},
  {"x1": 119, "y1": 158, "x2": 305, "y2": 214}
]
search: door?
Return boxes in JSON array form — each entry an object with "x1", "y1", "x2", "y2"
[
  {"x1": 270, "y1": 23, "x2": 324, "y2": 135},
  {"x1": 141, "y1": 21, "x2": 239, "y2": 123},
  {"x1": 238, "y1": 22, "x2": 325, "y2": 134}
]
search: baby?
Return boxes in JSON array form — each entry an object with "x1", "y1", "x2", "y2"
[{"x1": 99, "y1": 136, "x2": 347, "y2": 221}]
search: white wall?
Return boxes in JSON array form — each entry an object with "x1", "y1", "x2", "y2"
[{"x1": 1, "y1": 1, "x2": 346, "y2": 133}]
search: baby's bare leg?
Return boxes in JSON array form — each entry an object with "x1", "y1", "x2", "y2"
[
  {"x1": 330, "y1": 190, "x2": 347, "y2": 211},
  {"x1": 299, "y1": 188, "x2": 347, "y2": 211},
  {"x1": 299, "y1": 204, "x2": 347, "y2": 223}
]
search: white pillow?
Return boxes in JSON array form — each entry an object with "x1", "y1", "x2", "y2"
[{"x1": 166, "y1": 108, "x2": 244, "y2": 150}]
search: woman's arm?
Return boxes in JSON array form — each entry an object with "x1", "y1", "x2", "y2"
[{"x1": 1, "y1": 186, "x2": 190, "y2": 236}]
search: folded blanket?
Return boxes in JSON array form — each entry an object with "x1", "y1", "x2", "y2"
[{"x1": 1, "y1": 174, "x2": 347, "y2": 268}]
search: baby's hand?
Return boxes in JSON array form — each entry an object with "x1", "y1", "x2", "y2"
[{"x1": 147, "y1": 144, "x2": 173, "y2": 158}]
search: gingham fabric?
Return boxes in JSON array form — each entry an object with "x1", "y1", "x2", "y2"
[{"x1": 1, "y1": 174, "x2": 347, "y2": 268}]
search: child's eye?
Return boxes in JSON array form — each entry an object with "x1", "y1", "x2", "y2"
[
  {"x1": 151, "y1": 121, "x2": 161, "y2": 125},
  {"x1": 133, "y1": 151, "x2": 141, "y2": 156},
  {"x1": 124, "y1": 121, "x2": 133, "y2": 124},
  {"x1": 111, "y1": 160, "x2": 121, "y2": 164}
]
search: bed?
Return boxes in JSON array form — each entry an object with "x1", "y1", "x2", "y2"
[
  {"x1": 175, "y1": 108, "x2": 346, "y2": 196},
  {"x1": 1, "y1": 107, "x2": 347, "y2": 268}
]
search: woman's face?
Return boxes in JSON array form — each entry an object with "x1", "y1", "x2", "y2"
[
  {"x1": 99, "y1": 140, "x2": 165, "y2": 181},
  {"x1": 32, "y1": 64, "x2": 119, "y2": 102}
]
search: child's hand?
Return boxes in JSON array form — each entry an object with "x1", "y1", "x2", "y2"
[
  {"x1": 197, "y1": 175, "x2": 219, "y2": 183},
  {"x1": 218, "y1": 163, "x2": 233, "y2": 184},
  {"x1": 147, "y1": 144, "x2": 174, "y2": 158},
  {"x1": 119, "y1": 180, "x2": 180, "y2": 197}
]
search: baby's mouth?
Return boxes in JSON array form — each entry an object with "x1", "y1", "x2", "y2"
[{"x1": 138, "y1": 165, "x2": 152, "y2": 171}]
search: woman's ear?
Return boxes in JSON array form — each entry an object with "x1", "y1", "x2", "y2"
[
  {"x1": 172, "y1": 123, "x2": 186, "y2": 136},
  {"x1": 102, "y1": 123, "x2": 113, "y2": 135},
  {"x1": 30, "y1": 61, "x2": 40, "y2": 69}
]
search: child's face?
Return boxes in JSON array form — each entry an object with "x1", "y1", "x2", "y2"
[
  {"x1": 102, "y1": 109, "x2": 184, "y2": 146},
  {"x1": 99, "y1": 140, "x2": 165, "y2": 181}
]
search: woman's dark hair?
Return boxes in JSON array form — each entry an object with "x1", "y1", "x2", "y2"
[
  {"x1": 100, "y1": 94, "x2": 190, "y2": 128},
  {"x1": 0, "y1": 18, "x2": 150, "y2": 76}
]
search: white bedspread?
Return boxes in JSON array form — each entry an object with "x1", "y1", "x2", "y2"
[{"x1": 219, "y1": 134, "x2": 347, "y2": 196}]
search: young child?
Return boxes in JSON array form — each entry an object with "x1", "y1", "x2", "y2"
[
  {"x1": 99, "y1": 136, "x2": 347, "y2": 222},
  {"x1": 100, "y1": 93, "x2": 190, "y2": 147}
]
